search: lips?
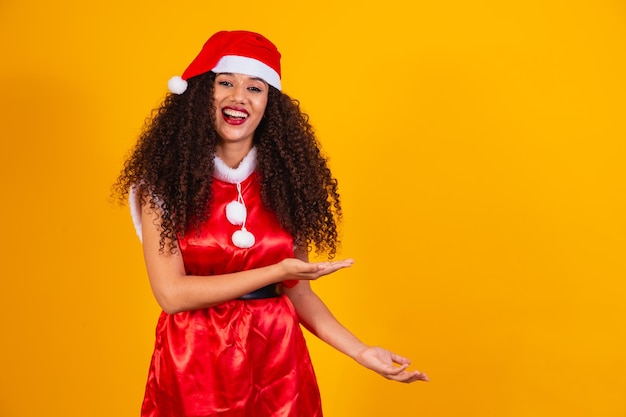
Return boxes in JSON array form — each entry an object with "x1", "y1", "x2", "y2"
[{"x1": 222, "y1": 107, "x2": 249, "y2": 125}]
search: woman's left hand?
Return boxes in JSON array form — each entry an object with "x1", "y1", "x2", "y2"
[{"x1": 355, "y1": 346, "x2": 429, "y2": 383}]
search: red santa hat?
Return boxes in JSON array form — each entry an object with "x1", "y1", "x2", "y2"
[{"x1": 168, "y1": 30, "x2": 282, "y2": 94}]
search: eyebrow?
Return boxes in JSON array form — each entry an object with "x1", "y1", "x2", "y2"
[{"x1": 217, "y1": 73, "x2": 267, "y2": 84}]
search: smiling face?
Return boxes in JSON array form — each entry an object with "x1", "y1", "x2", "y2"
[{"x1": 212, "y1": 72, "x2": 269, "y2": 148}]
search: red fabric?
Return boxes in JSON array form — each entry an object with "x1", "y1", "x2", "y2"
[
  {"x1": 141, "y1": 172, "x2": 320, "y2": 417},
  {"x1": 182, "y1": 31, "x2": 281, "y2": 81}
]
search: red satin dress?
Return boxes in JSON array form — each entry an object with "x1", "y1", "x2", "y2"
[{"x1": 140, "y1": 171, "x2": 322, "y2": 417}]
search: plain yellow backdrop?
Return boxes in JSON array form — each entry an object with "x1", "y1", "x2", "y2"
[{"x1": 1, "y1": 1, "x2": 625, "y2": 416}]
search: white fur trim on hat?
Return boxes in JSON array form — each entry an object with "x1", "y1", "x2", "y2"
[{"x1": 212, "y1": 55, "x2": 282, "y2": 91}]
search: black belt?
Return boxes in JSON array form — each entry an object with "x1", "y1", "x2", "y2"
[{"x1": 239, "y1": 284, "x2": 282, "y2": 300}]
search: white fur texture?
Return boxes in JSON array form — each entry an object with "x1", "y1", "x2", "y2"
[
  {"x1": 226, "y1": 201, "x2": 246, "y2": 225},
  {"x1": 232, "y1": 229, "x2": 255, "y2": 248},
  {"x1": 213, "y1": 147, "x2": 257, "y2": 184},
  {"x1": 129, "y1": 186, "x2": 143, "y2": 242},
  {"x1": 168, "y1": 75, "x2": 188, "y2": 94}
]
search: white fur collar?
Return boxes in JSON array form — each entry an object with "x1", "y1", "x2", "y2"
[{"x1": 213, "y1": 147, "x2": 257, "y2": 184}]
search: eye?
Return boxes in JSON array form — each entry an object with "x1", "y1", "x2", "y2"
[
  {"x1": 248, "y1": 86, "x2": 263, "y2": 93},
  {"x1": 217, "y1": 80, "x2": 233, "y2": 87}
]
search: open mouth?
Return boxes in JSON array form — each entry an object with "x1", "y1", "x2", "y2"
[{"x1": 222, "y1": 108, "x2": 249, "y2": 120}]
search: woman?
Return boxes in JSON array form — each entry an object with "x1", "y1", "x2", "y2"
[{"x1": 115, "y1": 30, "x2": 428, "y2": 417}]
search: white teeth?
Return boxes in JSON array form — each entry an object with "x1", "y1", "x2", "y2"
[{"x1": 223, "y1": 109, "x2": 248, "y2": 118}]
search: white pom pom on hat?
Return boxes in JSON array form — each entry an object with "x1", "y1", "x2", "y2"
[
  {"x1": 168, "y1": 30, "x2": 282, "y2": 94},
  {"x1": 167, "y1": 76, "x2": 188, "y2": 94}
]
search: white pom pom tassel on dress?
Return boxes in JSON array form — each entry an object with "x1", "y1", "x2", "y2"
[
  {"x1": 232, "y1": 228, "x2": 255, "y2": 249},
  {"x1": 226, "y1": 182, "x2": 255, "y2": 248},
  {"x1": 225, "y1": 201, "x2": 247, "y2": 225}
]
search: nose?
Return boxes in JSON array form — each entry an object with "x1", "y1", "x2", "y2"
[{"x1": 230, "y1": 83, "x2": 247, "y2": 103}]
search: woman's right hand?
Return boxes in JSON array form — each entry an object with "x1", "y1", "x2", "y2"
[{"x1": 279, "y1": 257, "x2": 354, "y2": 281}]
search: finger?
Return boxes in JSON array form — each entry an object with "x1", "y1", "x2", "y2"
[
  {"x1": 324, "y1": 260, "x2": 354, "y2": 269},
  {"x1": 314, "y1": 261, "x2": 353, "y2": 276},
  {"x1": 400, "y1": 375, "x2": 425, "y2": 383},
  {"x1": 379, "y1": 363, "x2": 409, "y2": 375},
  {"x1": 386, "y1": 370, "x2": 429, "y2": 383},
  {"x1": 390, "y1": 353, "x2": 412, "y2": 366},
  {"x1": 391, "y1": 374, "x2": 418, "y2": 383},
  {"x1": 407, "y1": 371, "x2": 429, "y2": 382},
  {"x1": 323, "y1": 259, "x2": 354, "y2": 269},
  {"x1": 336, "y1": 258, "x2": 355, "y2": 266}
]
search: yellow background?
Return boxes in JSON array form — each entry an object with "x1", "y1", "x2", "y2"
[{"x1": 1, "y1": 1, "x2": 625, "y2": 416}]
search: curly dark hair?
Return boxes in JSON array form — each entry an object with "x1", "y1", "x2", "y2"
[{"x1": 114, "y1": 71, "x2": 341, "y2": 257}]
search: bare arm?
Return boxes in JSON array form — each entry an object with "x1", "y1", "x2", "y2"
[
  {"x1": 141, "y1": 206, "x2": 353, "y2": 314},
  {"x1": 284, "y1": 251, "x2": 429, "y2": 383}
]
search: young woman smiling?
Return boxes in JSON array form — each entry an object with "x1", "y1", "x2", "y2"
[{"x1": 115, "y1": 30, "x2": 428, "y2": 417}]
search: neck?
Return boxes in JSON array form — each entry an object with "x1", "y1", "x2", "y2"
[{"x1": 216, "y1": 142, "x2": 254, "y2": 168}]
